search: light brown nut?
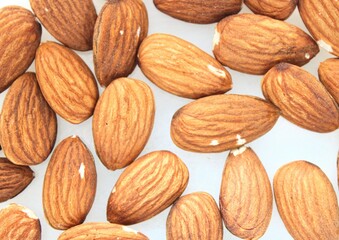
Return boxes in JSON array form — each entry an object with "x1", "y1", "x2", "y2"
[
  {"x1": 318, "y1": 58, "x2": 339, "y2": 104},
  {"x1": 138, "y1": 33, "x2": 232, "y2": 99},
  {"x1": 261, "y1": 63, "x2": 338, "y2": 132},
  {"x1": 274, "y1": 160, "x2": 339, "y2": 240},
  {"x1": 43, "y1": 136, "x2": 97, "y2": 230},
  {"x1": 213, "y1": 13, "x2": 319, "y2": 75},
  {"x1": 107, "y1": 150, "x2": 189, "y2": 225},
  {"x1": 167, "y1": 192, "x2": 223, "y2": 240},
  {"x1": 0, "y1": 73, "x2": 57, "y2": 165}
]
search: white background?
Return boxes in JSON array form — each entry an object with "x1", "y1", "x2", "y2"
[{"x1": 0, "y1": 1, "x2": 338, "y2": 239}]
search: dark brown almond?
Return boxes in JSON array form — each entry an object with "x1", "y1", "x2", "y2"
[{"x1": 318, "y1": 58, "x2": 339, "y2": 104}]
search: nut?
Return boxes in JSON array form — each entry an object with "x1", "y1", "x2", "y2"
[{"x1": 318, "y1": 58, "x2": 339, "y2": 104}]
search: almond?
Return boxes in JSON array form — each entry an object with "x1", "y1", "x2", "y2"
[
  {"x1": 0, "y1": 73, "x2": 57, "y2": 165},
  {"x1": 337, "y1": 151, "x2": 339, "y2": 189},
  {"x1": 167, "y1": 192, "x2": 223, "y2": 240},
  {"x1": 220, "y1": 146, "x2": 273, "y2": 239},
  {"x1": 93, "y1": 0, "x2": 148, "y2": 87},
  {"x1": 0, "y1": 203, "x2": 41, "y2": 240},
  {"x1": 318, "y1": 58, "x2": 339, "y2": 104},
  {"x1": 213, "y1": 13, "x2": 319, "y2": 75},
  {"x1": 261, "y1": 63, "x2": 338, "y2": 132},
  {"x1": 274, "y1": 160, "x2": 339, "y2": 240},
  {"x1": 35, "y1": 42, "x2": 99, "y2": 124},
  {"x1": 107, "y1": 150, "x2": 189, "y2": 225},
  {"x1": 43, "y1": 136, "x2": 97, "y2": 230},
  {"x1": 153, "y1": 0, "x2": 242, "y2": 24},
  {"x1": 93, "y1": 78, "x2": 155, "y2": 170},
  {"x1": 138, "y1": 33, "x2": 232, "y2": 99},
  {"x1": 30, "y1": 0, "x2": 97, "y2": 51},
  {"x1": 171, "y1": 94, "x2": 280, "y2": 153},
  {"x1": 0, "y1": 6, "x2": 41, "y2": 92}
]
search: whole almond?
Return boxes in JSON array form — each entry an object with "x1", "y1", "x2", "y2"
[
  {"x1": 274, "y1": 160, "x2": 339, "y2": 240},
  {"x1": 30, "y1": 0, "x2": 97, "y2": 51},
  {"x1": 93, "y1": 78, "x2": 155, "y2": 170},
  {"x1": 171, "y1": 94, "x2": 280, "y2": 153},
  {"x1": 43, "y1": 136, "x2": 97, "y2": 230},
  {"x1": 138, "y1": 33, "x2": 232, "y2": 99},
  {"x1": 262, "y1": 63, "x2": 338, "y2": 132},
  {"x1": 107, "y1": 150, "x2": 189, "y2": 225},
  {"x1": 220, "y1": 146, "x2": 273, "y2": 239},
  {"x1": 35, "y1": 42, "x2": 99, "y2": 124},
  {"x1": 93, "y1": 0, "x2": 148, "y2": 87},
  {"x1": 0, "y1": 6, "x2": 41, "y2": 92},
  {"x1": 213, "y1": 13, "x2": 319, "y2": 75},
  {"x1": 0, "y1": 73, "x2": 57, "y2": 165},
  {"x1": 153, "y1": 0, "x2": 242, "y2": 24},
  {"x1": 167, "y1": 192, "x2": 223, "y2": 240},
  {"x1": 318, "y1": 58, "x2": 339, "y2": 104}
]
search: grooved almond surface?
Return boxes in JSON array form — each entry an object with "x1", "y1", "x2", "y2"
[
  {"x1": 274, "y1": 161, "x2": 339, "y2": 240},
  {"x1": 171, "y1": 94, "x2": 280, "y2": 153},
  {"x1": 35, "y1": 42, "x2": 99, "y2": 124},
  {"x1": 138, "y1": 33, "x2": 232, "y2": 99},
  {"x1": 43, "y1": 136, "x2": 97, "y2": 230},
  {"x1": 107, "y1": 151, "x2": 189, "y2": 225},
  {"x1": 93, "y1": 78, "x2": 155, "y2": 170},
  {"x1": 167, "y1": 192, "x2": 223, "y2": 240},
  {"x1": 262, "y1": 63, "x2": 338, "y2": 132},
  {"x1": 0, "y1": 73, "x2": 57, "y2": 165},
  {"x1": 220, "y1": 147, "x2": 273, "y2": 239},
  {"x1": 318, "y1": 58, "x2": 339, "y2": 104},
  {"x1": 0, "y1": 6, "x2": 41, "y2": 93}
]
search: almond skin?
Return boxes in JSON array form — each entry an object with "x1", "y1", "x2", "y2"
[
  {"x1": 35, "y1": 42, "x2": 99, "y2": 124},
  {"x1": 93, "y1": 0, "x2": 148, "y2": 87},
  {"x1": 43, "y1": 136, "x2": 97, "y2": 230},
  {"x1": 30, "y1": 0, "x2": 97, "y2": 51},
  {"x1": 93, "y1": 78, "x2": 155, "y2": 171},
  {"x1": 274, "y1": 160, "x2": 339, "y2": 240},
  {"x1": 167, "y1": 192, "x2": 223, "y2": 240},
  {"x1": 0, "y1": 6, "x2": 41, "y2": 93},
  {"x1": 138, "y1": 33, "x2": 232, "y2": 99},
  {"x1": 171, "y1": 94, "x2": 280, "y2": 153},
  {"x1": 318, "y1": 58, "x2": 339, "y2": 104},
  {"x1": 262, "y1": 63, "x2": 338, "y2": 132},
  {"x1": 213, "y1": 13, "x2": 319, "y2": 75},
  {"x1": 107, "y1": 150, "x2": 189, "y2": 225},
  {"x1": 0, "y1": 73, "x2": 57, "y2": 165}
]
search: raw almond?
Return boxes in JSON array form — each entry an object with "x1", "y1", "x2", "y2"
[
  {"x1": 0, "y1": 6, "x2": 41, "y2": 92},
  {"x1": 35, "y1": 42, "x2": 99, "y2": 124},
  {"x1": 274, "y1": 160, "x2": 339, "y2": 240},
  {"x1": 220, "y1": 146, "x2": 273, "y2": 239},
  {"x1": 93, "y1": 0, "x2": 148, "y2": 87},
  {"x1": 167, "y1": 192, "x2": 223, "y2": 240},
  {"x1": 107, "y1": 150, "x2": 189, "y2": 225},
  {"x1": 171, "y1": 94, "x2": 280, "y2": 153},
  {"x1": 318, "y1": 58, "x2": 339, "y2": 104},
  {"x1": 261, "y1": 62, "x2": 338, "y2": 132},
  {"x1": 43, "y1": 136, "x2": 97, "y2": 230},
  {"x1": 213, "y1": 13, "x2": 319, "y2": 75},
  {"x1": 0, "y1": 73, "x2": 57, "y2": 165},
  {"x1": 93, "y1": 78, "x2": 155, "y2": 170},
  {"x1": 138, "y1": 33, "x2": 232, "y2": 99}
]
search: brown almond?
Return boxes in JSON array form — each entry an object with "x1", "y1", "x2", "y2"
[
  {"x1": 138, "y1": 33, "x2": 232, "y2": 99},
  {"x1": 318, "y1": 58, "x2": 339, "y2": 104}
]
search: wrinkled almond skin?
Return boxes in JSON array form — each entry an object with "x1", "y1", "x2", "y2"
[
  {"x1": 167, "y1": 192, "x2": 223, "y2": 240},
  {"x1": 93, "y1": 0, "x2": 148, "y2": 87},
  {"x1": 213, "y1": 13, "x2": 319, "y2": 75},
  {"x1": 43, "y1": 136, "x2": 97, "y2": 230},
  {"x1": 0, "y1": 6, "x2": 41, "y2": 93},
  {"x1": 0, "y1": 73, "x2": 57, "y2": 165},
  {"x1": 138, "y1": 33, "x2": 232, "y2": 99},
  {"x1": 262, "y1": 63, "x2": 338, "y2": 132},
  {"x1": 220, "y1": 147, "x2": 273, "y2": 239},
  {"x1": 107, "y1": 151, "x2": 189, "y2": 225},
  {"x1": 171, "y1": 94, "x2": 280, "y2": 153},
  {"x1": 153, "y1": 0, "x2": 242, "y2": 24},
  {"x1": 93, "y1": 78, "x2": 155, "y2": 171},
  {"x1": 274, "y1": 161, "x2": 339, "y2": 240},
  {"x1": 318, "y1": 58, "x2": 339, "y2": 104},
  {"x1": 35, "y1": 42, "x2": 99, "y2": 124}
]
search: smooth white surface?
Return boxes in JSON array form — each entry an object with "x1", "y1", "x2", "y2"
[{"x1": 0, "y1": 1, "x2": 338, "y2": 240}]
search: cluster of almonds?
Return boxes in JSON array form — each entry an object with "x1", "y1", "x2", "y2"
[{"x1": 0, "y1": 0, "x2": 338, "y2": 239}]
